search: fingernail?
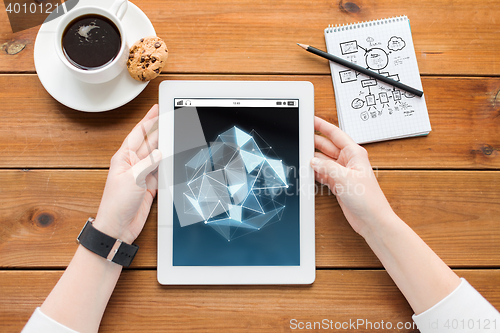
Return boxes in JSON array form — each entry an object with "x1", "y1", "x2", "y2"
[
  {"x1": 311, "y1": 157, "x2": 320, "y2": 166},
  {"x1": 152, "y1": 149, "x2": 162, "y2": 161}
]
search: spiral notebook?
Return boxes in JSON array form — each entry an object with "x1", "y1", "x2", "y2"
[{"x1": 324, "y1": 16, "x2": 431, "y2": 144}]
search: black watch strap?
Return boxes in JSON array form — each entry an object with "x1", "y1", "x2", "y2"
[{"x1": 77, "y1": 218, "x2": 139, "y2": 267}]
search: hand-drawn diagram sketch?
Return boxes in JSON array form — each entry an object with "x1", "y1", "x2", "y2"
[
  {"x1": 339, "y1": 35, "x2": 416, "y2": 121},
  {"x1": 324, "y1": 16, "x2": 431, "y2": 144}
]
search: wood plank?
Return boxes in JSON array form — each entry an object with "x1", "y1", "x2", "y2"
[
  {"x1": 1, "y1": 269, "x2": 499, "y2": 333},
  {"x1": 1, "y1": 0, "x2": 500, "y2": 75},
  {"x1": 1, "y1": 170, "x2": 498, "y2": 269},
  {"x1": 0, "y1": 74, "x2": 498, "y2": 169}
]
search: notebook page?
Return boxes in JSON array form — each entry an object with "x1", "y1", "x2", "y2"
[{"x1": 325, "y1": 16, "x2": 431, "y2": 144}]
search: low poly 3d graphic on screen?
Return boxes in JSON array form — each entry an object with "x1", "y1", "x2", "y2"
[{"x1": 182, "y1": 126, "x2": 289, "y2": 241}]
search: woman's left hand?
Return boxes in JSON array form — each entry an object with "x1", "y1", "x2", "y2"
[{"x1": 93, "y1": 104, "x2": 162, "y2": 244}]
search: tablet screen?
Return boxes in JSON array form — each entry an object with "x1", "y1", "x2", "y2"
[{"x1": 172, "y1": 98, "x2": 300, "y2": 266}]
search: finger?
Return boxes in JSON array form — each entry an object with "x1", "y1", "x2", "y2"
[
  {"x1": 314, "y1": 116, "x2": 356, "y2": 150},
  {"x1": 131, "y1": 149, "x2": 162, "y2": 187},
  {"x1": 137, "y1": 129, "x2": 159, "y2": 160},
  {"x1": 314, "y1": 170, "x2": 328, "y2": 186},
  {"x1": 151, "y1": 167, "x2": 159, "y2": 180},
  {"x1": 314, "y1": 151, "x2": 335, "y2": 162},
  {"x1": 310, "y1": 156, "x2": 344, "y2": 182},
  {"x1": 145, "y1": 173, "x2": 158, "y2": 197},
  {"x1": 122, "y1": 105, "x2": 159, "y2": 152},
  {"x1": 315, "y1": 134, "x2": 340, "y2": 160}
]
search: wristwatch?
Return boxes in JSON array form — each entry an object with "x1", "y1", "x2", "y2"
[{"x1": 76, "y1": 217, "x2": 139, "y2": 267}]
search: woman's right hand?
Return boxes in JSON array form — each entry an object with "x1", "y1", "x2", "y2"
[{"x1": 310, "y1": 116, "x2": 395, "y2": 237}]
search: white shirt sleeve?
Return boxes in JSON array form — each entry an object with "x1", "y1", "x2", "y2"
[
  {"x1": 413, "y1": 278, "x2": 500, "y2": 332},
  {"x1": 20, "y1": 278, "x2": 500, "y2": 333},
  {"x1": 21, "y1": 307, "x2": 79, "y2": 333}
]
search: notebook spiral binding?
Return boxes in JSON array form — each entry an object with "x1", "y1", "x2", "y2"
[{"x1": 324, "y1": 15, "x2": 407, "y2": 34}]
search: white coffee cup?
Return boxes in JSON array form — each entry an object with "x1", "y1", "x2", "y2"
[{"x1": 55, "y1": 0, "x2": 128, "y2": 84}]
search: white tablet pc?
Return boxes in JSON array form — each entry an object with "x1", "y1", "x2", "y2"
[{"x1": 157, "y1": 81, "x2": 315, "y2": 285}]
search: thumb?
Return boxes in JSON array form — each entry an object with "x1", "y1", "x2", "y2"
[
  {"x1": 132, "y1": 149, "x2": 162, "y2": 187},
  {"x1": 310, "y1": 157, "x2": 345, "y2": 183}
]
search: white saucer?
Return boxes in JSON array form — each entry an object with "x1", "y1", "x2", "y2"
[{"x1": 34, "y1": 0, "x2": 156, "y2": 112}]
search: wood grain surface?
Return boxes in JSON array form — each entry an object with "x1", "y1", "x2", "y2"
[
  {"x1": 1, "y1": 169, "x2": 498, "y2": 269},
  {"x1": 1, "y1": 269, "x2": 499, "y2": 333},
  {"x1": 1, "y1": 0, "x2": 499, "y2": 331},
  {"x1": 0, "y1": 75, "x2": 498, "y2": 169},
  {"x1": 1, "y1": 0, "x2": 500, "y2": 75}
]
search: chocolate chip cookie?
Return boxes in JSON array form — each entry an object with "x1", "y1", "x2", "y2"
[{"x1": 127, "y1": 36, "x2": 168, "y2": 82}]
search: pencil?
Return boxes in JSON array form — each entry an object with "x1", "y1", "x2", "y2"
[{"x1": 297, "y1": 43, "x2": 423, "y2": 97}]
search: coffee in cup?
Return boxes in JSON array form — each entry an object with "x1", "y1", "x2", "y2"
[
  {"x1": 62, "y1": 14, "x2": 121, "y2": 70},
  {"x1": 54, "y1": 0, "x2": 129, "y2": 84}
]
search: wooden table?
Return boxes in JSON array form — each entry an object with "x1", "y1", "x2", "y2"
[{"x1": 1, "y1": 0, "x2": 499, "y2": 332}]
